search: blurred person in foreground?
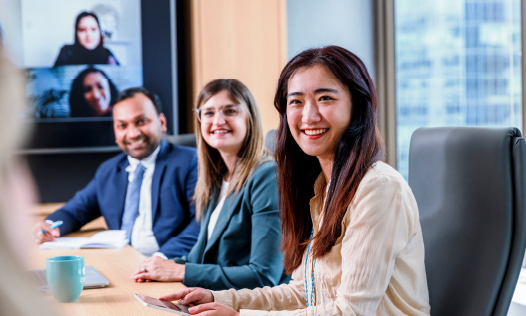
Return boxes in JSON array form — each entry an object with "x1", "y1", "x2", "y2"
[{"x1": 0, "y1": 39, "x2": 55, "y2": 315}]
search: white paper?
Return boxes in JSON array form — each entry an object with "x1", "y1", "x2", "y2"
[{"x1": 39, "y1": 230, "x2": 127, "y2": 250}]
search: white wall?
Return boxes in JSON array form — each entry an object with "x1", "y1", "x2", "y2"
[
  {"x1": 0, "y1": 0, "x2": 23, "y2": 66},
  {"x1": 287, "y1": 0, "x2": 375, "y2": 80}
]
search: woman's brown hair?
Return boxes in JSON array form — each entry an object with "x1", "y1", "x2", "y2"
[
  {"x1": 275, "y1": 46, "x2": 385, "y2": 273},
  {"x1": 193, "y1": 79, "x2": 269, "y2": 220}
]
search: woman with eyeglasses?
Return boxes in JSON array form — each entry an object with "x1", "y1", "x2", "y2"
[{"x1": 131, "y1": 79, "x2": 287, "y2": 290}]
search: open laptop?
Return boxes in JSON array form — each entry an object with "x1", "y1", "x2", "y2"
[{"x1": 30, "y1": 265, "x2": 109, "y2": 291}]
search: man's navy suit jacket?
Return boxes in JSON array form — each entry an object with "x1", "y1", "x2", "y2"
[{"x1": 46, "y1": 140, "x2": 200, "y2": 258}]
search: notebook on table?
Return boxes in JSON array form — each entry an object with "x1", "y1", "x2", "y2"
[
  {"x1": 39, "y1": 230, "x2": 128, "y2": 250},
  {"x1": 30, "y1": 265, "x2": 109, "y2": 290}
]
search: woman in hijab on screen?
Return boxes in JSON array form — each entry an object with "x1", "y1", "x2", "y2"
[{"x1": 54, "y1": 11, "x2": 119, "y2": 67}]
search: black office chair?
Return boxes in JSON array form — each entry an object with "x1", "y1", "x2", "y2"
[
  {"x1": 265, "y1": 129, "x2": 277, "y2": 154},
  {"x1": 408, "y1": 127, "x2": 526, "y2": 316},
  {"x1": 163, "y1": 133, "x2": 197, "y2": 148}
]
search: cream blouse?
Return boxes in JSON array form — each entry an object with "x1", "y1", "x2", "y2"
[{"x1": 212, "y1": 161, "x2": 431, "y2": 315}]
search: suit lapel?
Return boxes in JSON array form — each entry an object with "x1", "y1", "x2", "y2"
[
  {"x1": 114, "y1": 157, "x2": 130, "y2": 228},
  {"x1": 194, "y1": 193, "x2": 219, "y2": 263},
  {"x1": 204, "y1": 190, "x2": 244, "y2": 254},
  {"x1": 151, "y1": 141, "x2": 169, "y2": 220}
]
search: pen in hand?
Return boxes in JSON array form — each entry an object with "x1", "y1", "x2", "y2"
[{"x1": 38, "y1": 221, "x2": 63, "y2": 236}]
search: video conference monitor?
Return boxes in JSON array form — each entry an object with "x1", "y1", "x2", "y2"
[{"x1": 0, "y1": 0, "x2": 179, "y2": 152}]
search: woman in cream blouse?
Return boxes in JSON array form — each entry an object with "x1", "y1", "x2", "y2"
[{"x1": 158, "y1": 46, "x2": 431, "y2": 315}]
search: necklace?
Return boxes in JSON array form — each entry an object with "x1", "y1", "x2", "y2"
[
  {"x1": 304, "y1": 228, "x2": 316, "y2": 307},
  {"x1": 305, "y1": 179, "x2": 329, "y2": 307}
]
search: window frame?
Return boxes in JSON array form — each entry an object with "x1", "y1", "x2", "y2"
[{"x1": 375, "y1": 0, "x2": 526, "y2": 170}]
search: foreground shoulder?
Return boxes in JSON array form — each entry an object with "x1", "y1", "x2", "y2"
[
  {"x1": 349, "y1": 161, "x2": 415, "y2": 209},
  {"x1": 167, "y1": 144, "x2": 197, "y2": 158},
  {"x1": 361, "y1": 161, "x2": 409, "y2": 191},
  {"x1": 59, "y1": 45, "x2": 74, "y2": 52},
  {"x1": 56, "y1": 45, "x2": 74, "y2": 59},
  {"x1": 349, "y1": 161, "x2": 418, "y2": 228},
  {"x1": 94, "y1": 152, "x2": 127, "y2": 175},
  {"x1": 246, "y1": 160, "x2": 278, "y2": 203},
  {"x1": 250, "y1": 160, "x2": 277, "y2": 180},
  {"x1": 99, "y1": 152, "x2": 127, "y2": 168},
  {"x1": 168, "y1": 144, "x2": 197, "y2": 155}
]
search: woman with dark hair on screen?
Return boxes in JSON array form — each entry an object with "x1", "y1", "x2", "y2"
[
  {"x1": 158, "y1": 46, "x2": 431, "y2": 315},
  {"x1": 54, "y1": 11, "x2": 119, "y2": 67},
  {"x1": 69, "y1": 67, "x2": 118, "y2": 117}
]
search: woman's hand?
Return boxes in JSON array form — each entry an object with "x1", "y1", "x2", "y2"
[
  {"x1": 159, "y1": 287, "x2": 214, "y2": 306},
  {"x1": 159, "y1": 288, "x2": 238, "y2": 315},
  {"x1": 187, "y1": 303, "x2": 239, "y2": 315},
  {"x1": 131, "y1": 256, "x2": 185, "y2": 282}
]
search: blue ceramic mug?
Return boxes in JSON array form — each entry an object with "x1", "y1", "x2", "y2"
[{"x1": 46, "y1": 256, "x2": 85, "y2": 302}]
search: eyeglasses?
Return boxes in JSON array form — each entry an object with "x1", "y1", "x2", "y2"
[{"x1": 195, "y1": 104, "x2": 241, "y2": 123}]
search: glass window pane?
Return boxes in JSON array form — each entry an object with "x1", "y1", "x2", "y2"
[{"x1": 395, "y1": 0, "x2": 522, "y2": 179}]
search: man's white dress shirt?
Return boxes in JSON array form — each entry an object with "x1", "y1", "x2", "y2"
[{"x1": 125, "y1": 145, "x2": 167, "y2": 258}]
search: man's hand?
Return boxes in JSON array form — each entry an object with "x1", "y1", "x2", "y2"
[
  {"x1": 31, "y1": 221, "x2": 60, "y2": 244},
  {"x1": 131, "y1": 256, "x2": 185, "y2": 282}
]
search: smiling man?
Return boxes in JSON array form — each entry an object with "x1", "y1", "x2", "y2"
[{"x1": 33, "y1": 87, "x2": 199, "y2": 259}]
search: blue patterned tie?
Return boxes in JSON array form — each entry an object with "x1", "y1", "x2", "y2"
[{"x1": 121, "y1": 163, "x2": 146, "y2": 242}]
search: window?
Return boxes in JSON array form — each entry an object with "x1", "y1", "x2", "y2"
[{"x1": 395, "y1": 0, "x2": 522, "y2": 178}]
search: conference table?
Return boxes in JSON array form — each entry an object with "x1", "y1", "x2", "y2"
[{"x1": 28, "y1": 203, "x2": 186, "y2": 315}]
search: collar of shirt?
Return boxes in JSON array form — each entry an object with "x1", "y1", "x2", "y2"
[
  {"x1": 124, "y1": 145, "x2": 161, "y2": 256},
  {"x1": 125, "y1": 145, "x2": 161, "y2": 174}
]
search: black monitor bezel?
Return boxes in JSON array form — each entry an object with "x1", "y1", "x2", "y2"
[{"x1": 24, "y1": 0, "x2": 181, "y2": 154}]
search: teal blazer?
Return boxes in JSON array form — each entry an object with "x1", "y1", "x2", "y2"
[{"x1": 174, "y1": 161, "x2": 285, "y2": 290}]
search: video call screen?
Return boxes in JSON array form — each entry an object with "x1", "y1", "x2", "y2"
[{"x1": 1, "y1": 0, "x2": 143, "y2": 122}]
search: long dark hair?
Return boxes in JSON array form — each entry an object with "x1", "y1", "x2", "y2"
[
  {"x1": 69, "y1": 67, "x2": 118, "y2": 117},
  {"x1": 74, "y1": 12, "x2": 104, "y2": 50},
  {"x1": 275, "y1": 46, "x2": 385, "y2": 273}
]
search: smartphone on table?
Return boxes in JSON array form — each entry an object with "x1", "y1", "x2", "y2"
[{"x1": 134, "y1": 293, "x2": 191, "y2": 315}]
